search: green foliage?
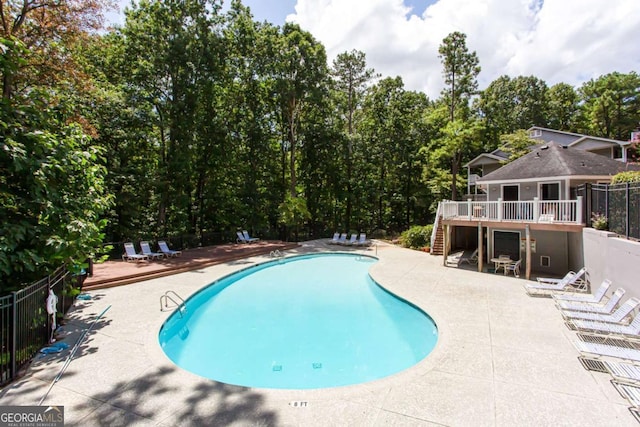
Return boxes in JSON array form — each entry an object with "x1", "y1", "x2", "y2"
[
  {"x1": 0, "y1": 91, "x2": 112, "y2": 290},
  {"x1": 399, "y1": 225, "x2": 433, "y2": 250},
  {"x1": 591, "y1": 213, "x2": 608, "y2": 230},
  {"x1": 611, "y1": 171, "x2": 640, "y2": 184},
  {"x1": 500, "y1": 130, "x2": 538, "y2": 162}
]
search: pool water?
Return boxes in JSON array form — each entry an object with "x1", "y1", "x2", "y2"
[{"x1": 159, "y1": 253, "x2": 438, "y2": 389}]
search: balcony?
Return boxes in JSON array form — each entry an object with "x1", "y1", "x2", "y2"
[{"x1": 441, "y1": 197, "x2": 584, "y2": 227}]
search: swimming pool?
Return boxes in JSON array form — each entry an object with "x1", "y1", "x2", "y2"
[{"x1": 159, "y1": 253, "x2": 438, "y2": 389}]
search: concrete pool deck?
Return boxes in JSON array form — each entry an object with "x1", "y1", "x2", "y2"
[{"x1": 0, "y1": 240, "x2": 635, "y2": 426}]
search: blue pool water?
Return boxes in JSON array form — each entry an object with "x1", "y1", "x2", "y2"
[{"x1": 159, "y1": 253, "x2": 438, "y2": 389}]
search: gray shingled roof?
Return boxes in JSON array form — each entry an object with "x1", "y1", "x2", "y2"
[{"x1": 477, "y1": 141, "x2": 640, "y2": 182}]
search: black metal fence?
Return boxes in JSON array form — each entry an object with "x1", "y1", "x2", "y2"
[
  {"x1": 577, "y1": 182, "x2": 640, "y2": 240},
  {"x1": 0, "y1": 266, "x2": 84, "y2": 386}
]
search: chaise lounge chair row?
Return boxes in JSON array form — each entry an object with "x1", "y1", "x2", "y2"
[
  {"x1": 328, "y1": 232, "x2": 370, "y2": 246},
  {"x1": 543, "y1": 273, "x2": 640, "y2": 419},
  {"x1": 122, "y1": 241, "x2": 181, "y2": 262}
]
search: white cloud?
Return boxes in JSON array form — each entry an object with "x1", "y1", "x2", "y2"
[{"x1": 288, "y1": 0, "x2": 640, "y2": 98}]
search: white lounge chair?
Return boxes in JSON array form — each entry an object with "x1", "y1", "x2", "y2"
[
  {"x1": 557, "y1": 287, "x2": 624, "y2": 313},
  {"x1": 568, "y1": 311, "x2": 640, "y2": 337},
  {"x1": 537, "y1": 267, "x2": 587, "y2": 285},
  {"x1": 340, "y1": 233, "x2": 357, "y2": 246},
  {"x1": 335, "y1": 233, "x2": 347, "y2": 245},
  {"x1": 353, "y1": 233, "x2": 370, "y2": 246},
  {"x1": 610, "y1": 381, "x2": 640, "y2": 410},
  {"x1": 237, "y1": 231, "x2": 248, "y2": 243},
  {"x1": 561, "y1": 297, "x2": 639, "y2": 323},
  {"x1": 328, "y1": 232, "x2": 340, "y2": 244},
  {"x1": 140, "y1": 241, "x2": 165, "y2": 260},
  {"x1": 603, "y1": 360, "x2": 640, "y2": 384},
  {"x1": 573, "y1": 340, "x2": 640, "y2": 363},
  {"x1": 524, "y1": 267, "x2": 588, "y2": 296},
  {"x1": 460, "y1": 249, "x2": 478, "y2": 265},
  {"x1": 122, "y1": 242, "x2": 148, "y2": 262},
  {"x1": 243, "y1": 230, "x2": 260, "y2": 243},
  {"x1": 553, "y1": 279, "x2": 611, "y2": 303},
  {"x1": 158, "y1": 240, "x2": 181, "y2": 257}
]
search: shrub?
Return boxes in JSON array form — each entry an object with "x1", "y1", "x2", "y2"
[
  {"x1": 399, "y1": 225, "x2": 433, "y2": 250},
  {"x1": 591, "y1": 213, "x2": 608, "y2": 230},
  {"x1": 611, "y1": 171, "x2": 640, "y2": 184}
]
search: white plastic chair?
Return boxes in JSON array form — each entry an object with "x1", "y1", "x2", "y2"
[
  {"x1": 140, "y1": 241, "x2": 165, "y2": 260},
  {"x1": 557, "y1": 288, "x2": 625, "y2": 313},
  {"x1": 122, "y1": 243, "x2": 148, "y2": 262},
  {"x1": 573, "y1": 340, "x2": 640, "y2": 363},
  {"x1": 553, "y1": 279, "x2": 611, "y2": 303},
  {"x1": 562, "y1": 297, "x2": 639, "y2": 323},
  {"x1": 243, "y1": 230, "x2": 260, "y2": 243},
  {"x1": 158, "y1": 241, "x2": 181, "y2": 257},
  {"x1": 328, "y1": 232, "x2": 340, "y2": 244},
  {"x1": 568, "y1": 311, "x2": 640, "y2": 337}
]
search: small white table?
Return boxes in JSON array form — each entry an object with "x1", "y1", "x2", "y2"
[{"x1": 490, "y1": 257, "x2": 512, "y2": 274}]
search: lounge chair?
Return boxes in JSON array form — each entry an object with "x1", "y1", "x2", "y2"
[
  {"x1": 610, "y1": 381, "x2": 640, "y2": 410},
  {"x1": 537, "y1": 267, "x2": 587, "y2": 285},
  {"x1": 140, "y1": 241, "x2": 165, "y2": 260},
  {"x1": 557, "y1": 287, "x2": 624, "y2": 313},
  {"x1": 567, "y1": 311, "x2": 640, "y2": 337},
  {"x1": 524, "y1": 267, "x2": 588, "y2": 296},
  {"x1": 573, "y1": 340, "x2": 640, "y2": 363},
  {"x1": 335, "y1": 233, "x2": 347, "y2": 245},
  {"x1": 504, "y1": 259, "x2": 521, "y2": 277},
  {"x1": 237, "y1": 231, "x2": 248, "y2": 243},
  {"x1": 158, "y1": 240, "x2": 181, "y2": 257},
  {"x1": 553, "y1": 279, "x2": 611, "y2": 303},
  {"x1": 340, "y1": 233, "x2": 357, "y2": 246},
  {"x1": 122, "y1": 242, "x2": 148, "y2": 262},
  {"x1": 353, "y1": 233, "x2": 370, "y2": 246},
  {"x1": 603, "y1": 360, "x2": 640, "y2": 384},
  {"x1": 328, "y1": 232, "x2": 340, "y2": 244},
  {"x1": 243, "y1": 230, "x2": 260, "y2": 243},
  {"x1": 561, "y1": 297, "x2": 639, "y2": 323},
  {"x1": 460, "y1": 249, "x2": 478, "y2": 265}
]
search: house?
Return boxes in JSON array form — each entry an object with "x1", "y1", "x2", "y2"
[
  {"x1": 437, "y1": 141, "x2": 640, "y2": 279},
  {"x1": 464, "y1": 126, "x2": 635, "y2": 196}
]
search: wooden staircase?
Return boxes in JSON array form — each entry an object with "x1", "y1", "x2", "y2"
[{"x1": 431, "y1": 215, "x2": 444, "y2": 256}]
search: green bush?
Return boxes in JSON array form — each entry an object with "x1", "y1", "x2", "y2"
[
  {"x1": 399, "y1": 225, "x2": 433, "y2": 250},
  {"x1": 612, "y1": 171, "x2": 640, "y2": 184}
]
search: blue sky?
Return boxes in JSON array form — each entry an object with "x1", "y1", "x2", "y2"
[{"x1": 243, "y1": 0, "x2": 435, "y2": 24}]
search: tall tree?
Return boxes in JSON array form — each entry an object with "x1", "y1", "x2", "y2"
[
  {"x1": 438, "y1": 31, "x2": 480, "y2": 122},
  {"x1": 331, "y1": 49, "x2": 376, "y2": 231},
  {"x1": 275, "y1": 23, "x2": 327, "y2": 198},
  {"x1": 438, "y1": 31, "x2": 480, "y2": 200},
  {"x1": 0, "y1": 0, "x2": 116, "y2": 100},
  {"x1": 579, "y1": 72, "x2": 640, "y2": 140},
  {"x1": 547, "y1": 82, "x2": 580, "y2": 131}
]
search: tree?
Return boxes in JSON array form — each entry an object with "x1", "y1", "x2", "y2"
[
  {"x1": 438, "y1": 31, "x2": 480, "y2": 122},
  {"x1": 275, "y1": 23, "x2": 328, "y2": 198},
  {"x1": 547, "y1": 82, "x2": 580, "y2": 131},
  {"x1": 499, "y1": 129, "x2": 537, "y2": 162},
  {"x1": 579, "y1": 72, "x2": 640, "y2": 140},
  {"x1": 0, "y1": 89, "x2": 112, "y2": 290},
  {"x1": 438, "y1": 31, "x2": 480, "y2": 200},
  {"x1": 330, "y1": 49, "x2": 376, "y2": 231},
  {"x1": 0, "y1": 0, "x2": 116, "y2": 100}
]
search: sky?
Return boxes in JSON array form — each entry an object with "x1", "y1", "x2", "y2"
[{"x1": 110, "y1": 0, "x2": 640, "y2": 99}]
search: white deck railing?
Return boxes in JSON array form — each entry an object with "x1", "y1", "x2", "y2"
[{"x1": 441, "y1": 197, "x2": 583, "y2": 224}]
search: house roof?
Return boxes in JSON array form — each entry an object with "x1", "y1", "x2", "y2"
[
  {"x1": 528, "y1": 126, "x2": 630, "y2": 147},
  {"x1": 464, "y1": 150, "x2": 508, "y2": 168},
  {"x1": 477, "y1": 141, "x2": 640, "y2": 183}
]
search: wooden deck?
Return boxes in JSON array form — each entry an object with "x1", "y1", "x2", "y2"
[{"x1": 83, "y1": 241, "x2": 300, "y2": 290}]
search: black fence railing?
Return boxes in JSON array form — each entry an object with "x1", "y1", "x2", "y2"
[
  {"x1": 0, "y1": 266, "x2": 84, "y2": 386},
  {"x1": 577, "y1": 182, "x2": 640, "y2": 240}
]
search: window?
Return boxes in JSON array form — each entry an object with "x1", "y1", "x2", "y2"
[
  {"x1": 540, "y1": 256, "x2": 550, "y2": 267},
  {"x1": 540, "y1": 182, "x2": 560, "y2": 200},
  {"x1": 529, "y1": 129, "x2": 542, "y2": 138},
  {"x1": 502, "y1": 185, "x2": 519, "y2": 201}
]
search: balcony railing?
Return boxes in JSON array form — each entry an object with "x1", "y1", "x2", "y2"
[{"x1": 441, "y1": 197, "x2": 584, "y2": 225}]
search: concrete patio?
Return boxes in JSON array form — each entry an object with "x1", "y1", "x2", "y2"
[{"x1": 0, "y1": 240, "x2": 635, "y2": 426}]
